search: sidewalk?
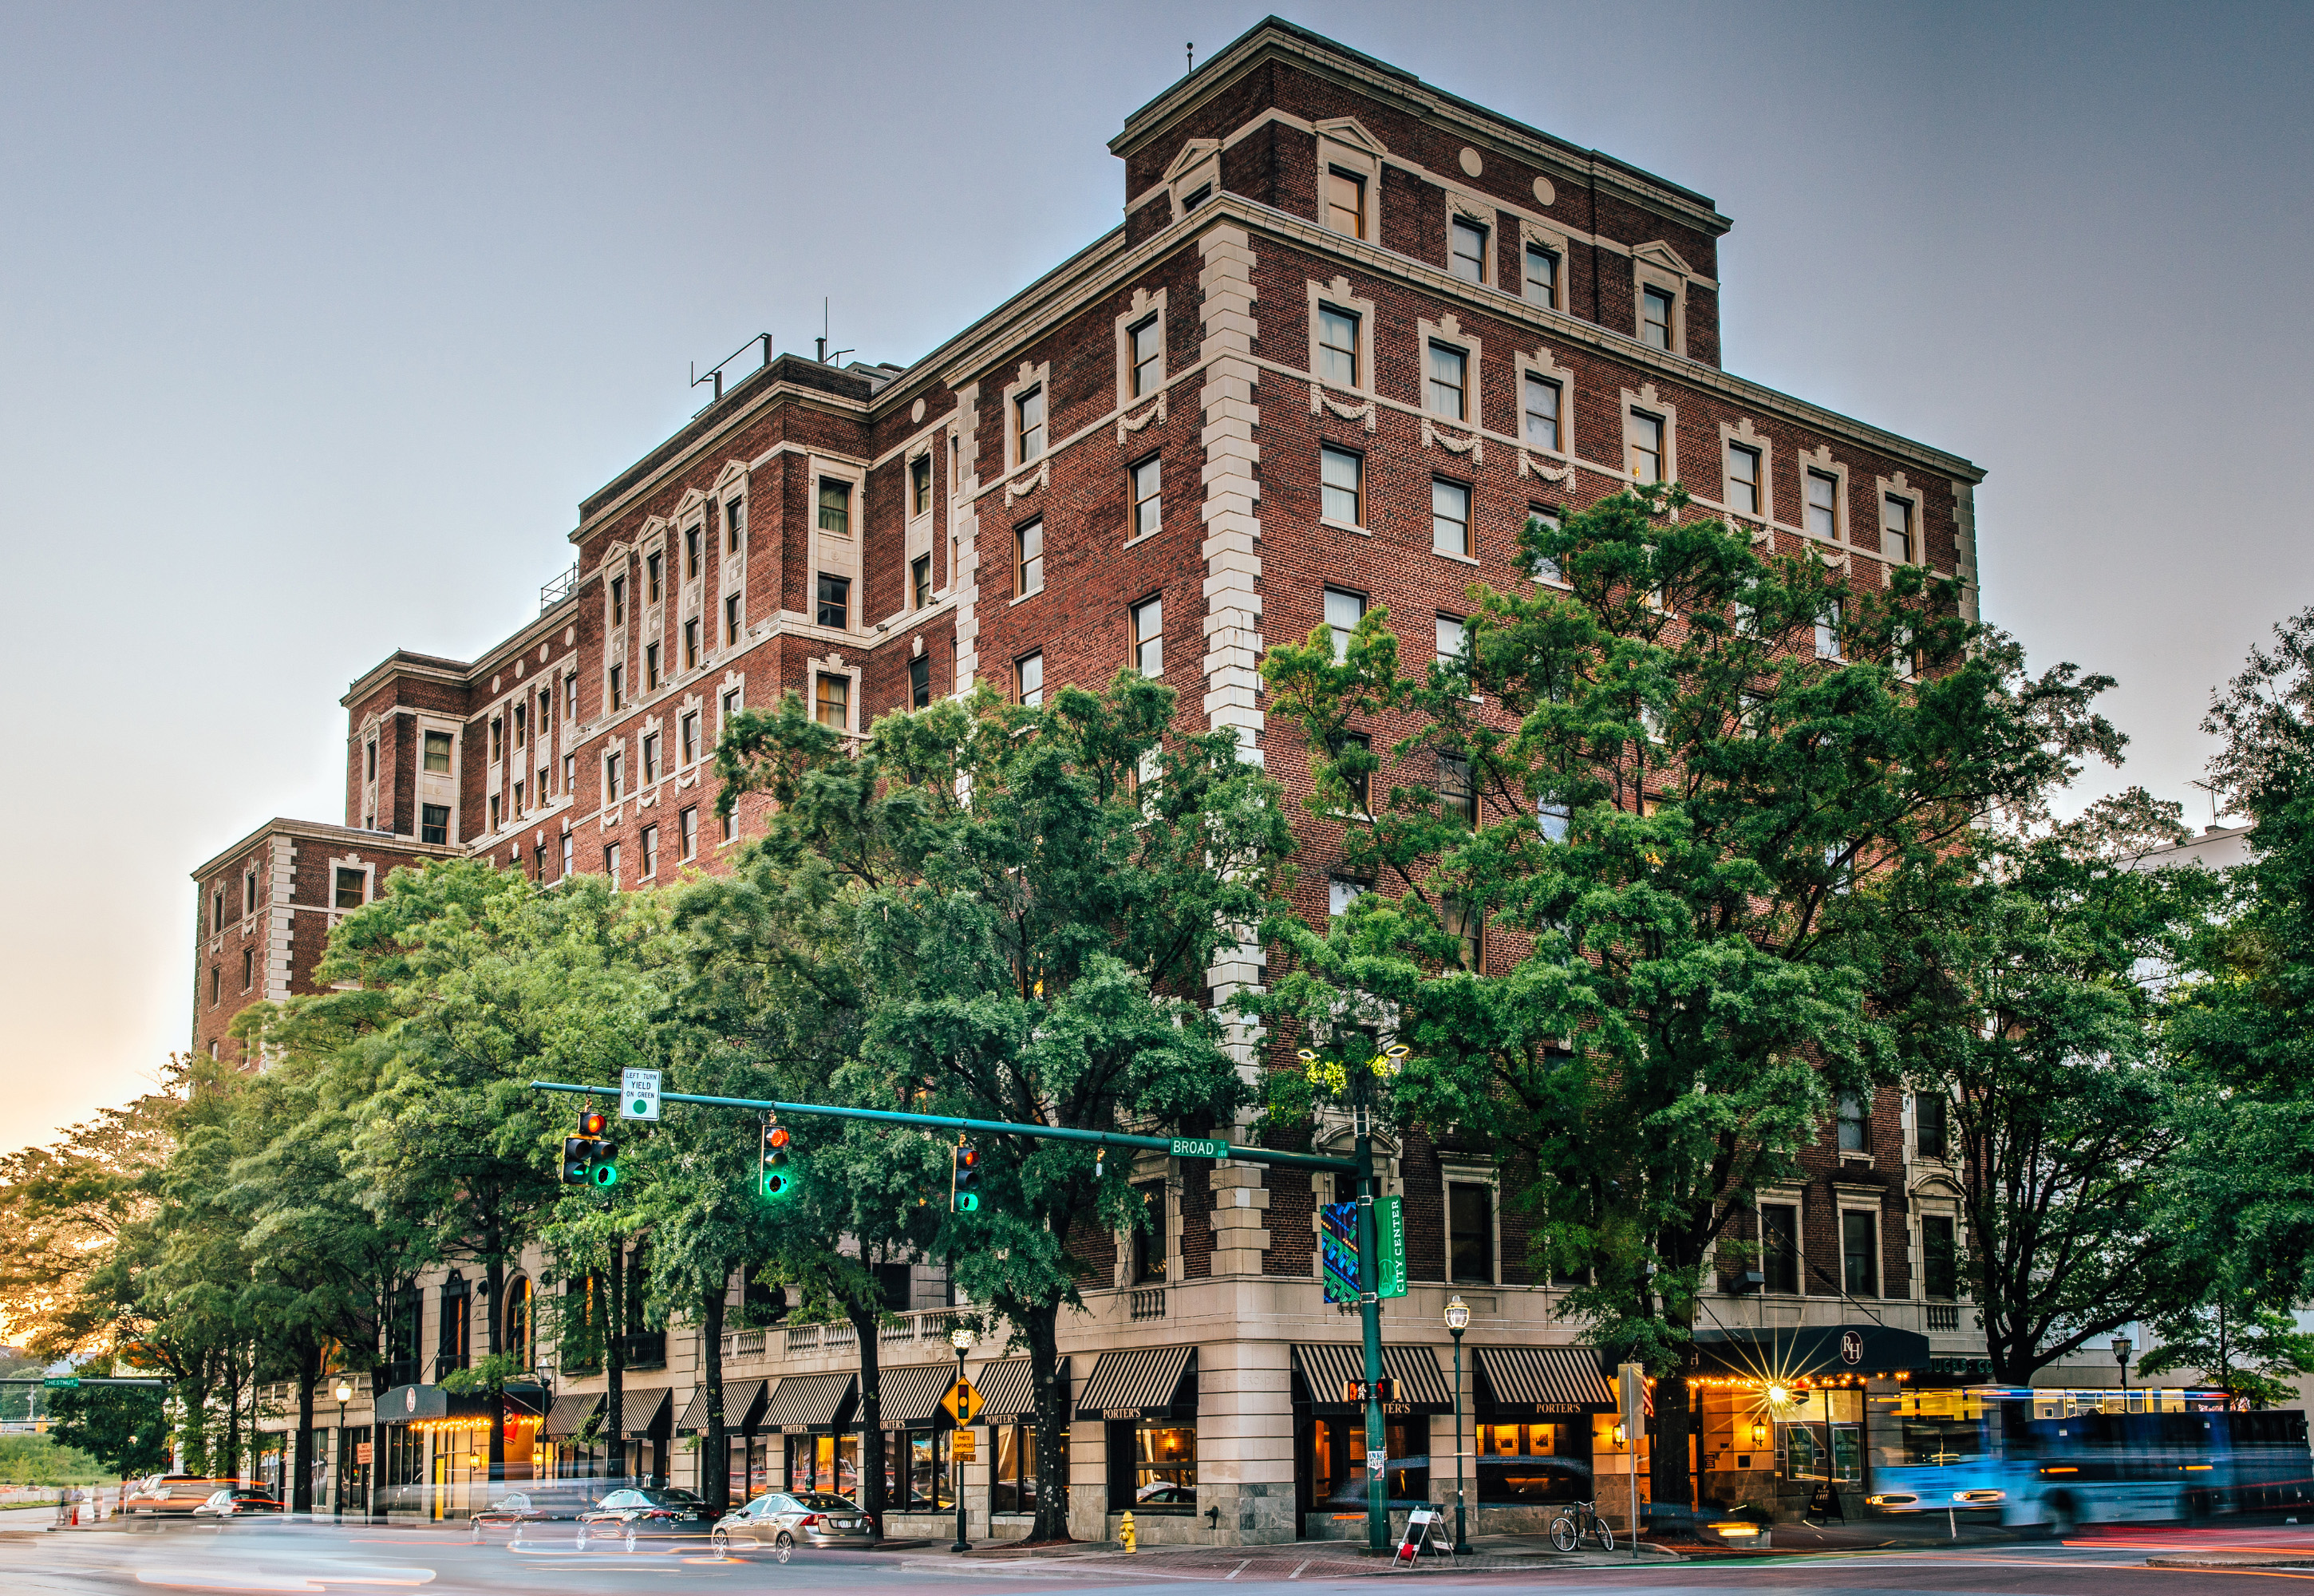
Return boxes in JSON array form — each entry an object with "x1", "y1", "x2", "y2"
[{"x1": 909, "y1": 1535, "x2": 1681, "y2": 1578}]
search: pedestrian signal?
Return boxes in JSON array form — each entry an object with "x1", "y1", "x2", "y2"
[{"x1": 952, "y1": 1138, "x2": 981, "y2": 1213}]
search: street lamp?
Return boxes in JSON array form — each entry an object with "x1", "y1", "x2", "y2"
[
  {"x1": 950, "y1": 1325, "x2": 975, "y2": 1554},
  {"x1": 334, "y1": 1381, "x2": 353, "y2": 1522},
  {"x1": 1443, "y1": 1295, "x2": 1471, "y2": 1556},
  {"x1": 2114, "y1": 1336, "x2": 2133, "y2": 1397}
]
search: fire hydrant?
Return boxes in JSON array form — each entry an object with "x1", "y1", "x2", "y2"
[{"x1": 1119, "y1": 1511, "x2": 1137, "y2": 1555}]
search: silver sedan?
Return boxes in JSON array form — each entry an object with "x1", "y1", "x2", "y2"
[{"x1": 711, "y1": 1491, "x2": 879, "y2": 1558}]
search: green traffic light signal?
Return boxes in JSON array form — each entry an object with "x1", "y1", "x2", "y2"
[
  {"x1": 952, "y1": 1138, "x2": 982, "y2": 1213},
  {"x1": 760, "y1": 1121, "x2": 794, "y2": 1200},
  {"x1": 590, "y1": 1159, "x2": 618, "y2": 1188}
]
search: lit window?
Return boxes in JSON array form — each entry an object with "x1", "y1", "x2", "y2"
[
  {"x1": 1129, "y1": 456, "x2": 1162, "y2": 539},
  {"x1": 1016, "y1": 652, "x2": 1044, "y2": 708},
  {"x1": 645, "y1": 642, "x2": 661, "y2": 690},
  {"x1": 334, "y1": 867, "x2": 365, "y2": 910},
  {"x1": 725, "y1": 496, "x2": 744, "y2": 552},
  {"x1": 421, "y1": 804, "x2": 448, "y2": 845},
  {"x1": 424, "y1": 731, "x2": 452, "y2": 773},
  {"x1": 1132, "y1": 595, "x2": 1163, "y2": 678},
  {"x1": 680, "y1": 712, "x2": 699, "y2": 765},
  {"x1": 679, "y1": 806, "x2": 698, "y2": 861},
  {"x1": 1324, "y1": 587, "x2": 1366, "y2": 662},
  {"x1": 641, "y1": 824, "x2": 659, "y2": 879},
  {"x1": 1129, "y1": 315, "x2": 1163, "y2": 397},
  {"x1": 1317, "y1": 305, "x2": 1359, "y2": 388},
  {"x1": 683, "y1": 618, "x2": 700, "y2": 670},
  {"x1": 1325, "y1": 168, "x2": 1365, "y2": 239},
  {"x1": 1015, "y1": 519, "x2": 1044, "y2": 596},
  {"x1": 910, "y1": 455, "x2": 932, "y2": 516},
  {"x1": 1015, "y1": 387, "x2": 1045, "y2": 462},
  {"x1": 910, "y1": 654, "x2": 933, "y2": 709},
  {"x1": 1321, "y1": 445, "x2": 1363, "y2": 525},
  {"x1": 816, "y1": 574, "x2": 850, "y2": 630},
  {"x1": 1524, "y1": 244, "x2": 1558, "y2": 308},
  {"x1": 1432, "y1": 478, "x2": 1472, "y2": 557},
  {"x1": 1882, "y1": 495, "x2": 1914, "y2": 563},
  {"x1": 1427, "y1": 342, "x2": 1468, "y2": 421},
  {"x1": 1727, "y1": 444, "x2": 1763, "y2": 516},
  {"x1": 642, "y1": 733, "x2": 661, "y2": 784},
  {"x1": 1628, "y1": 410, "x2": 1664, "y2": 484},
  {"x1": 818, "y1": 479, "x2": 851, "y2": 537},
  {"x1": 725, "y1": 592, "x2": 743, "y2": 645},
  {"x1": 1438, "y1": 753, "x2": 1478, "y2": 827},
  {"x1": 1806, "y1": 470, "x2": 1840, "y2": 539},
  {"x1": 647, "y1": 551, "x2": 663, "y2": 602},
  {"x1": 1522, "y1": 375, "x2": 1562, "y2": 451},
  {"x1": 1816, "y1": 600, "x2": 1843, "y2": 661},
  {"x1": 1642, "y1": 285, "x2": 1675, "y2": 350},
  {"x1": 815, "y1": 674, "x2": 850, "y2": 730},
  {"x1": 911, "y1": 555, "x2": 932, "y2": 609},
  {"x1": 1450, "y1": 217, "x2": 1488, "y2": 283}
]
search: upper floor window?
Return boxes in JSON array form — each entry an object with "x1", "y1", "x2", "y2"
[
  {"x1": 910, "y1": 555, "x2": 932, "y2": 609},
  {"x1": 906, "y1": 456, "x2": 934, "y2": 521},
  {"x1": 1131, "y1": 595, "x2": 1163, "y2": 678},
  {"x1": 1522, "y1": 375, "x2": 1562, "y2": 452},
  {"x1": 1438, "y1": 752, "x2": 1478, "y2": 827},
  {"x1": 1448, "y1": 1183, "x2": 1495, "y2": 1282},
  {"x1": 421, "y1": 804, "x2": 449, "y2": 845},
  {"x1": 333, "y1": 867, "x2": 366, "y2": 910},
  {"x1": 818, "y1": 479, "x2": 851, "y2": 537},
  {"x1": 1529, "y1": 507, "x2": 1563, "y2": 586},
  {"x1": 1524, "y1": 244, "x2": 1558, "y2": 309},
  {"x1": 645, "y1": 642, "x2": 662, "y2": 690},
  {"x1": 1015, "y1": 651, "x2": 1044, "y2": 708},
  {"x1": 641, "y1": 824, "x2": 659, "y2": 879},
  {"x1": 489, "y1": 718, "x2": 504, "y2": 764},
  {"x1": 1015, "y1": 519, "x2": 1044, "y2": 596},
  {"x1": 1921, "y1": 1214, "x2": 1958, "y2": 1300},
  {"x1": 646, "y1": 550, "x2": 664, "y2": 602},
  {"x1": 604, "y1": 749, "x2": 624, "y2": 802},
  {"x1": 816, "y1": 574, "x2": 850, "y2": 630},
  {"x1": 1641, "y1": 285, "x2": 1676, "y2": 350},
  {"x1": 1432, "y1": 479, "x2": 1472, "y2": 557},
  {"x1": 684, "y1": 526, "x2": 701, "y2": 580},
  {"x1": 608, "y1": 662, "x2": 625, "y2": 709},
  {"x1": 424, "y1": 731, "x2": 452, "y2": 774},
  {"x1": 642, "y1": 733, "x2": 661, "y2": 784},
  {"x1": 1129, "y1": 456, "x2": 1162, "y2": 539},
  {"x1": 1628, "y1": 410, "x2": 1665, "y2": 484},
  {"x1": 1442, "y1": 895, "x2": 1483, "y2": 971},
  {"x1": 1915, "y1": 1092, "x2": 1949, "y2": 1160},
  {"x1": 1427, "y1": 342, "x2": 1468, "y2": 421},
  {"x1": 1761, "y1": 1203, "x2": 1800, "y2": 1294},
  {"x1": 1842, "y1": 1210, "x2": 1879, "y2": 1297},
  {"x1": 680, "y1": 711, "x2": 699, "y2": 765},
  {"x1": 1327, "y1": 875, "x2": 1366, "y2": 923},
  {"x1": 1805, "y1": 470, "x2": 1841, "y2": 539},
  {"x1": 683, "y1": 618, "x2": 700, "y2": 670},
  {"x1": 1179, "y1": 182, "x2": 1210, "y2": 213},
  {"x1": 1449, "y1": 217, "x2": 1489, "y2": 284},
  {"x1": 1435, "y1": 614, "x2": 1472, "y2": 678},
  {"x1": 1015, "y1": 387, "x2": 1046, "y2": 462},
  {"x1": 1317, "y1": 305, "x2": 1360, "y2": 389},
  {"x1": 725, "y1": 496, "x2": 744, "y2": 552},
  {"x1": 814, "y1": 673, "x2": 849, "y2": 730},
  {"x1": 1882, "y1": 494, "x2": 1915, "y2": 563},
  {"x1": 1325, "y1": 167, "x2": 1366, "y2": 239},
  {"x1": 1325, "y1": 587, "x2": 1366, "y2": 662},
  {"x1": 910, "y1": 653, "x2": 933, "y2": 709},
  {"x1": 679, "y1": 806, "x2": 698, "y2": 861},
  {"x1": 563, "y1": 674, "x2": 577, "y2": 723},
  {"x1": 1128, "y1": 316, "x2": 1163, "y2": 397},
  {"x1": 610, "y1": 575, "x2": 626, "y2": 626},
  {"x1": 1321, "y1": 445, "x2": 1363, "y2": 526},
  {"x1": 1837, "y1": 1090, "x2": 1870, "y2": 1152},
  {"x1": 725, "y1": 592, "x2": 743, "y2": 644},
  {"x1": 1727, "y1": 444, "x2": 1763, "y2": 516},
  {"x1": 364, "y1": 739, "x2": 377, "y2": 781},
  {"x1": 1816, "y1": 600, "x2": 1844, "y2": 661}
]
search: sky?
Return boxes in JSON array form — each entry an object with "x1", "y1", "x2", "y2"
[{"x1": 0, "y1": 0, "x2": 2307, "y2": 1155}]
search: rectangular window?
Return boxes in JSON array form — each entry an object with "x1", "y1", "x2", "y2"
[
  {"x1": 489, "y1": 718, "x2": 504, "y2": 764},
  {"x1": 488, "y1": 793, "x2": 502, "y2": 831},
  {"x1": 1129, "y1": 314, "x2": 1163, "y2": 397},
  {"x1": 681, "y1": 526, "x2": 698, "y2": 580},
  {"x1": 1448, "y1": 1183, "x2": 1495, "y2": 1282},
  {"x1": 1882, "y1": 495, "x2": 1914, "y2": 563},
  {"x1": 646, "y1": 642, "x2": 663, "y2": 690},
  {"x1": 1816, "y1": 601, "x2": 1843, "y2": 661},
  {"x1": 1449, "y1": 217, "x2": 1488, "y2": 283},
  {"x1": 816, "y1": 574, "x2": 850, "y2": 630},
  {"x1": 1727, "y1": 444, "x2": 1763, "y2": 516},
  {"x1": 647, "y1": 550, "x2": 663, "y2": 602},
  {"x1": 611, "y1": 575, "x2": 626, "y2": 625},
  {"x1": 1761, "y1": 1203, "x2": 1800, "y2": 1294},
  {"x1": 1324, "y1": 587, "x2": 1366, "y2": 662},
  {"x1": 211, "y1": 887, "x2": 223, "y2": 931},
  {"x1": 1442, "y1": 896, "x2": 1483, "y2": 970},
  {"x1": 725, "y1": 591, "x2": 743, "y2": 644},
  {"x1": 562, "y1": 753, "x2": 574, "y2": 793},
  {"x1": 1129, "y1": 456, "x2": 1162, "y2": 539},
  {"x1": 683, "y1": 618, "x2": 700, "y2": 670},
  {"x1": 1131, "y1": 1181, "x2": 1167, "y2": 1283},
  {"x1": 1180, "y1": 182, "x2": 1210, "y2": 212},
  {"x1": 1805, "y1": 470, "x2": 1840, "y2": 539},
  {"x1": 909, "y1": 653, "x2": 933, "y2": 709},
  {"x1": 1837, "y1": 1091, "x2": 1870, "y2": 1152},
  {"x1": 910, "y1": 554, "x2": 932, "y2": 609},
  {"x1": 640, "y1": 824, "x2": 659, "y2": 879},
  {"x1": 1427, "y1": 342, "x2": 1467, "y2": 421},
  {"x1": 680, "y1": 712, "x2": 699, "y2": 765},
  {"x1": 365, "y1": 738, "x2": 377, "y2": 781},
  {"x1": 604, "y1": 842, "x2": 621, "y2": 886},
  {"x1": 1317, "y1": 305, "x2": 1359, "y2": 388},
  {"x1": 564, "y1": 674, "x2": 577, "y2": 723},
  {"x1": 720, "y1": 807, "x2": 733, "y2": 843},
  {"x1": 423, "y1": 730, "x2": 452, "y2": 773},
  {"x1": 1538, "y1": 800, "x2": 1570, "y2": 843},
  {"x1": 1522, "y1": 375, "x2": 1562, "y2": 452},
  {"x1": 609, "y1": 662, "x2": 625, "y2": 709},
  {"x1": 511, "y1": 780, "x2": 523, "y2": 816},
  {"x1": 679, "y1": 806, "x2": 698, "y2": 860},
  {"x1": 1921, "y1": 1215, "x2": 1957, "y2": 1301},
  {"x1": 560, "y1": 833, "x2": 573, "y2": 878},
  {"x1": 815, "y1": 674, "x2": 849, "y2": 731},
  {"x1": 606, "y1": 749, "x2": 623, "y2": 801},
  {"x1": 1325, "y1": 167, "x2": 1365, "y2": 239},
  {"x1": 1915, "y1": 1092, "x2": 1949, "y2": 1160},
  {"x1": 1431, "y1": 478, "x2": 1472, "y2": 557},
  {"x1": 1130, "y1": 595, "x2": 1164, "y2": 678},
  {"x1": 910, "y1": 454, "x2": 932, "y2": 516},
  {"x1": 1529, "y1": 507, "x2": 1563, "y2": 585},
  {"x1": 1328, "y1": 732, "x2": 1371, "y2": 812},
  {"x1": 1524, "y1": 243, "x2": 1558, "y2": 308},
  {"x1": 722, "y1": 688, "x2": 740, "y2": 724},
  {"x1": 1842, "y1": 1210, "x2": 1879, "y2": 1297},
  {"x1": 210, "y1": 966, "x2": 219, "y2": 1005},
  {"x1": 725, "y1": 496, "x2": 744, "y2": 551},
  {"x1": 1320, "y1": 445, "x2": 1363, "y2": 525},
  {"x1": 511, "y1": 705, "x2": 524, "y2": 750},
  {"x1": 1438, "y1": 752, "x2": 1478, "y2": 827},
  {"x1": 1436, "y1": 614, "x2": 1471, "y2": 681},
  {"x1": 1328, "y1": 875, "x2": 1367, "y2": 922},
  {"x1": 1015, "y1": 387, "x2": 1045, "y2": 462},
  {"x1": 421, "y1": 804, "x2": 449, "y2": 845},
  {"x1": 242, "y1": 949, "x2": 253, "y2": 991},
  {"x1": 245, "y1": 870, "x2": 258, "y2": 913},
  {"x1": 1015, "y1": 519, "x2": 1043, "y2": 596},
  {"x1": 817, "y1": 479, "x2": 851, "y2": 536},
  {"x1": 1641, "y1": 285, "x2": 1675, "y2": 350},
  {"x1": 532, "y1": 842, "x2": 546, "y2": 880},
  {"x1": 1015, "y1": 651, "x2": 1044, "y2": 708},
  {"x1": 1628, "y1": 410, "x2": 1664, "y2": 484}
]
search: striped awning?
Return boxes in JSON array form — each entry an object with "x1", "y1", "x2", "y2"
[
  {"x1": 760, "y1": 1373, "x2": 855, "y2": 1434},
  {"x1": 877, "y1": 1363, "x2": 958, "y2": 1427},
  {"x1": 1075, "y1": 1346, "x2": 1196, "y2": 1420},
  {"x1": 1472, "y1": 1346, "x2": 1614, "y2": 1415},
  {"x1": 620, "y1": 1387, "x2": 672, "y2": 1439},
  {"x1": 543, "y1": 1393, "x2": 601, "y2": 1440},
  {"x1": 677, "y1": 1377, "x2": 768, "y2": 1435},
  {"x1": 973, "y1": 1357, "x2": 1068, "y2": 1424},
  {"x1": 1291, "y1": 1343, "x2": 1454, "y2": 1413}
]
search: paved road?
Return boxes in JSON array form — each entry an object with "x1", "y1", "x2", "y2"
[{"x1": 5, "y1": 1519, "x2": 2314, "y2": 1594}]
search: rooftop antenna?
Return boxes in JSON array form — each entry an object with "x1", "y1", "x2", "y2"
[{"x1": 815, "y1": 297, "x2": 852, "y2": 366}]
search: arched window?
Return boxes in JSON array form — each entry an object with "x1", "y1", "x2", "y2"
[
  {"x1": 503, "y1": 1277, "x2": 533, "y2": 1370},
  {"x1": 438, "y1": 1272, "x2": 470, "y2": 1374}
]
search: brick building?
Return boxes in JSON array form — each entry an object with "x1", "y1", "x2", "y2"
[{"x1": 211, "y1": 18, "x2": 2020, "y2": 1536}]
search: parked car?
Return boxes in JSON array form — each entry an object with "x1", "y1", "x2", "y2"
[
  {"x1": 710, "y1": 1491, "x2": 879, "y2": 1558},
  {"x1": 124, "y1": 1476, "x2": 235, "y2": 1516},
  {"x1": 1641, "y1": 1500, "x2": 1774, "y2": 1549},
  {"x1": 471, "y1": 1482, "x2": 615, "y2": 1543},
  {"x1": 575, "y1": 1486, "x2": 718, "y2": 1551},
  {"x1": 192, "y1": 1487, "x2": 284, "y2": 1519}
]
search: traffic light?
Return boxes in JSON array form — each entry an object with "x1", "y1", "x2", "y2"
[
  {"x1": 560, "y1": 1136, "x2": 592, "y2": 1185},
  {"x1": 951, "y1": 1137, "x2": 981, "y2": 1213},
  {"x1": 563, "y1": 1113, "x2": 618, "y2": 1188},
  {"x1": 760, "y1": 1119, "x2": 794, "y2": 1200},
  {"x1": 589, "y1": 1136, "x2": 618, "y2": 1187}
]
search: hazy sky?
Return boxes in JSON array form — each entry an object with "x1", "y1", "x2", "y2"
[{"x1": 2, "y1": 1, "x2": 2307, "y2": 1154}]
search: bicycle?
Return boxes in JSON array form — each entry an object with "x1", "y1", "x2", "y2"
[{"x1": 1549, "y1": 1498, "x2": 1615, "y2": 1553}]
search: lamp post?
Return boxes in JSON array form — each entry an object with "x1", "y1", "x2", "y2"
[
  {"x1": 1443, "y1": 1295, "x2": 1471, "y2": 1555},
  {"x1": 333, "y1": 1381, "x2": 353, "y2": 1522},
  {"x1": 2114, "y1": 1336, "x2": 2133, "y2": 1397},
  {"x1": 950, "y1": 1325, "x2": 974, "y2": 1553}
]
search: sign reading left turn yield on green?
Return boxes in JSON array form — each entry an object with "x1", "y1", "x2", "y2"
[{"x1": 621, "y1": 1068, "x2": 661, "y2": 1121}]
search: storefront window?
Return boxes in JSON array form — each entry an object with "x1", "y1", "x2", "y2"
[
  {"x1": 728, "y1": 1436, "x2": 772, "y2": 1502},
  {"x1": 1305, "y1": 1416, "x2": 1429, "y2": 1509},
  {"x1": 1474, "y1": 1421, "x2": 1586, "y2": 1503},
  {"x1": 907, "y1": 1430, "x2": 954, "y2": 1510},
  {"x1": 1112, "y1": 1420, "x2": 1197, "y2": 1511},
  {"x1": 993, "y1": 1424, "x2": 1064, "y2": 1515},
  {"x1": 786, "y1": 1434, "x2": 858, "y2": 1497}
]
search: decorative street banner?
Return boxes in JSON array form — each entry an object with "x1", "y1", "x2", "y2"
[
  {"x1": 1321, "y1": 1200, "x2": 1360, "y2": 1304},
  {"x1": 1376, "y1": 1195, "x2": 1408, "y2": 1298}
]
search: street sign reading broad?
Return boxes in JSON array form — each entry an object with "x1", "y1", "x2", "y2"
[
  {"x1": 621, "y1": 1068, "x2": 661, "y2": 1121},
  {"x1": 940, "y1": 1378, "x2": 984, "y2": 1427}
]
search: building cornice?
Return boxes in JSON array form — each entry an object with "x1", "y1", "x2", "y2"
[{"x1": 190, "y1": 817, "x2": 463, "y2": 883}]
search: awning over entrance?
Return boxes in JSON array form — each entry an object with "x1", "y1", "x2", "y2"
[
  {"x1": 1290, "y1": 1343, "x2": 1454, "y2": 1415},
  {"x1": 973, "y1": 1357, "x2": 1068, "y2": 1424},
  {"x1": 879, "y1": 1363, "x2": 958, "y2": 1427},
  {"x1": 543, "y1": 1393, "x2": 602, "y2": 1440},
  {"x1": 761, "y1": 1373, "x2": 857, "y2": 1436},
  {"x1": 677, "y1": 1377, "x2": 768, "y2": 1436},
  {"x1": 1076, "y1": 1346, "x2": 1197, "y2": 1421},
  {"x1": 1692, "y1": 1325, "x2": 1931, "y2": 1382},
  {"x1": 376, "y1": 1384, "x2": 494, "y2": 1426},
  {"x1": 1471, "y1": 1347, "x2": 1615, "y2": 1418},
  {"x1": 620, "y1": 1388, "x2": 673, "y2": 1440}
]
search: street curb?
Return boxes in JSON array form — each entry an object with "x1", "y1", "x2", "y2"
[{"x1": 2148, "y1": 1555, "x2": 2314, "y2": 1570}]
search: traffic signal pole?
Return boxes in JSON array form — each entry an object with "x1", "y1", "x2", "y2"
[{"x1": 529, "y1": 1079, "x2": 1392, "y2": 1555}]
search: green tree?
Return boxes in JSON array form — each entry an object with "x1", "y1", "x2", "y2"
[
  {"x1": 713, "y1": 678, "x2": 1289, "y2": 1541},
  {"x1": 2137, "y1": 1281, "x2": 2314, "y2": 1408},
  {"x1": 48, "y1": 1376, "x2": 170, "y2": 1480},
  {"x1": 1258, "y1": 488, "x2": 2120, "y2": 1508}
]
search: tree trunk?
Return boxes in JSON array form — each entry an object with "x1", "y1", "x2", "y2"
[
  {"x1": 293, "y1": 1341, "x2": 317, "y2": 1515},
  {"x1": 847, "y1": 1298, "x2": 884, "y2": 1534},
  {"x1": 1648, "y1": 1366, "x2": 1692, "y2": 1520},
  {"x1": 701, "y1": 1284, "x2": 728, "y2": 1513},
  {"x1": 607, "y1": 1246, "x2": 626, "y2": 1479},
  {"x1": 1025, "y1": 1301, "x2": 1069, "y2": 1543},
  {"x1": 485, "y1": 1248, "x2": 505, "y2": 1491}
]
